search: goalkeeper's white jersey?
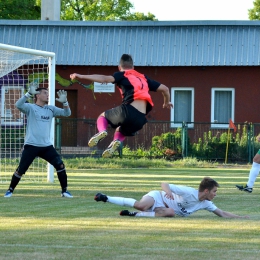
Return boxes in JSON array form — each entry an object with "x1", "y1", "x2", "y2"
[{"x1": 161, "y1": 184, "x2": 217, "y2": 217}]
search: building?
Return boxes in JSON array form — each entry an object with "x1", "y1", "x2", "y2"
[{"x1": 1, "y1": 20, "x2": 260, "y2": 149}]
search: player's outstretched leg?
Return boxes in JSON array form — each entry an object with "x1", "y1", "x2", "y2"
[
  {"x1": 94, "y1": 192, "x2": 108, "y2": 202},
  {"x1": 4, "y1": 172, "x2": 22, "y2": 198},
  {"x1": 102, "y1": 140, "x2": 121, "y2": 158},
  {"x1": 88, "y1": 131, "x2": 108, "y2": 147}
]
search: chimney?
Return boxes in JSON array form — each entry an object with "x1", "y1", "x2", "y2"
[{"x1": 41, "y1": 0, "x2": 61, "y2": 21}]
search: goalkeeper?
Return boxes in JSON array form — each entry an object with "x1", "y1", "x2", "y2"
[
  {"x1": 95, "y1": 177, "x2": 249, "y2": 219},
  {"x1": 4, "y1": 84, "x2": 73, "y2": 198},
  {"x1": 70, "y1": 54, "x2": 173, "y2": 158}
]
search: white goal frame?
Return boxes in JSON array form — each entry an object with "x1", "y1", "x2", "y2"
[{"x1": 0, "y1": 43, "x2": 55, "y2": 182}]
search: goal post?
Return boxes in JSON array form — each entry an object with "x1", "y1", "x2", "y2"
[{"x1": 0, "y1": 43, "x2": 55, "y2": 183}]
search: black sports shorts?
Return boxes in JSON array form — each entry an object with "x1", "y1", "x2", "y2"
[
  {"x1": 16, "y1": 144, "x2": 60, "y2": 175},
  {"x1": 105, "y1": 104, "x2": 147, "y2": 136}
]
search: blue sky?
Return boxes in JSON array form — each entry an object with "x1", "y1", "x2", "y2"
[{"x1": 130, "y1": 0, "x2": 254, "y2": 21}]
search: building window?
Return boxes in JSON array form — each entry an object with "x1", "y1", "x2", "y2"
[
  {"x1": 171, "y1": 88, "x2": 194, "y2": 128},
  {"x1": 1, "y1": 86, "x2": 24, "y2": 126},
  {"x1": 211, "y1": 88, "x2": 235, "y2": 128}
]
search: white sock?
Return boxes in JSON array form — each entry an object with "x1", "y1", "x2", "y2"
[
  {"x1": 247, "y1": 162, "x2": 260, "y2": 188},
  {"x1": 107, "y1": 196, "x2": 136, "y2": 207},
  {"x1": 135, "y1": 212, "x2": 155, "y2": 217}
]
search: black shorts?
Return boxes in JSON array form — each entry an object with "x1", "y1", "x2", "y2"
[
  {"x1": 105, "y1": 104, "x2": 147, "y2": 136},
  {"x1": 16, "y1": 145, "x2": 60, "y2": 175}
]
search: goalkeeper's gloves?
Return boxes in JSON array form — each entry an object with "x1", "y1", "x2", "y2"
[
  {"x1": 25, "y1": 82, "x2": 40, "y2": 98},
  {"x1": 56, "y1": 90, "x2": 69, "y2": 106}
]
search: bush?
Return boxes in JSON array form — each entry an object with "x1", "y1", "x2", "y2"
[
  {"x1": 120, "y1": 124, "x2": 258, "y2": 162},
  {"x1": 190, "y1": 124, "x2": 256, "y2": 161},
  {"x1": 149, "y1": 129, "x2": 182, "y2": 160}
]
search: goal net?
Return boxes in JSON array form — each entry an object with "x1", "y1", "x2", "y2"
[{"x1": 0, "y1": 43, "x2": 55, "y2": 183}]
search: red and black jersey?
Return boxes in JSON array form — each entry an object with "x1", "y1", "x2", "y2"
[{"x1": 113, "y1": 69, "x2": 160, "y2": 114}]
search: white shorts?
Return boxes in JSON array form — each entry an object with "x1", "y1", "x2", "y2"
[{"x1": 142, "y1": 190, "x2": 165, "y2": 211}]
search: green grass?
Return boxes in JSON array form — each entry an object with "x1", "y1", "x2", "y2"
[{"x1": 0, "y1": 168, "x2": 259, "y2": 260}]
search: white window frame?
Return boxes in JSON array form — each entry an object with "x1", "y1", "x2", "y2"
[
  {"x1": 211, "y1": 88, "x2": 235, "y2": 128},
  {"x1": 1, "y1": 86, "x2": 24, "y2": 126},
  {"x1": 171, "y1": 87, "x2": 194, "y2": 128}
]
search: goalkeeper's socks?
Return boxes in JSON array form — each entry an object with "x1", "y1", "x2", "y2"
[
  {"x1": 9, "y1": 172, "x2": 22, "y2": 191},
  {"x1": 57, "y1": 170, "x2": 68, "y2": 192}
]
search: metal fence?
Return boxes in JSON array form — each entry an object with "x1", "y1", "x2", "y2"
[{"x1": 55, "y1": 118, "x2": 260, "y2": 163}]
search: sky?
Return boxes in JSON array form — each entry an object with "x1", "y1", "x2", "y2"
[{"x1": 130, "y1": 0, "x2": 254, "y2": 21}]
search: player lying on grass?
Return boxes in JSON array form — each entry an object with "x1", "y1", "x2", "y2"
[{"x1": 95, "y1": 177, "x2": 249, "y2": 218}]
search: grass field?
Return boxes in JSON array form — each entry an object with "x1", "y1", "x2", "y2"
[{"x1": 0, "y1": 167, "x2": 259, "y2": 260}]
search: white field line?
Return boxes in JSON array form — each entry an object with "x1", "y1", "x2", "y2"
[{"x1": 0, "y1": 244, "x2": 259, "y2": 253}]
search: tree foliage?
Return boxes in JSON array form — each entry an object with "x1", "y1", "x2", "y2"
[
  {"x1": 0, "y1": 0, "x2": 157, "y2": 21},
  {"x1": 0, "y1": 0, "x2": 41, "y2": 20},
  {"x1": 60, "y1": 0, "x2": 157, "y2": 21},
  {"x1": 248, "y1": 0, "x2": 260, "y2": 20}
]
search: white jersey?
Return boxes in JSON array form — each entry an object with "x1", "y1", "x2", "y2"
[{"x1": 146, "y1": 184, "x2": 217, "y2": 217}]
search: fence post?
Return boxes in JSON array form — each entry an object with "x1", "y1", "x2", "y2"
[
  {"x1": 247, "y1": 123, "x2": 255, "y2": 163},
  {"x1": 182, "y1": 122, "x2": 188, "y2": 158},
  {"x1": 55, "y1": 118, "x2": 62, "y2": 154},
  {"x1": 247, "y1": 123, "x2": 253, "y2": 163},
  {"x1": 118, "y1": 142, "x2": 123, "y2": 158},
  {"x1": 252, "y1": 123, "x2": 255, "y2": 161}
]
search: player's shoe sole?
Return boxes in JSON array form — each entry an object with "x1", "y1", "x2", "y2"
[
  {"x1": 88, "y1": 131, "x2": 108, "y2": 147},
  {"x1": 102, "y1": 140, "x2": 121, "y2": 158},
  {"x1": 235, "y1": 184, "x2": 253, "y2": 193}
]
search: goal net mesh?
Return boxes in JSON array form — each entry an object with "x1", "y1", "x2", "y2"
[{"x1": 0, "y1": 46, "x2": 51, "y2": 183}]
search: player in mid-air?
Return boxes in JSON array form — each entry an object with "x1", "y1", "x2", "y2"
[
  {"x1": 94, "y1": 177, "x2": 249, "y2": 219},
  {"x1": 4, "y1": 84, "x2": 73, "y2": 198},
  {"x1": 70, "y1": 54, "x2": 173, "y2": 158}
]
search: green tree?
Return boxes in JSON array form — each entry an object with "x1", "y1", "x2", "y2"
[
  {"x1": 248, "y1": 0, "x2": 260, "y2": 20},
  {"x1": 0, "y1": 0, "x2": 156, "y2": 21},
  {"x1": 61, "y1": 0, "x2": 157, "y2": 21},
  {"x1": 0, "y1": 0, "x2": 41, "y2": 20}
]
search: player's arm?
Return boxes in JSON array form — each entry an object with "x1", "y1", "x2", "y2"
[
  {"x1": 213, "y1": 208, "x2": 249, "y2": 218},
  {"x1": 15, "y1": 96, "x2": 29, "y2": 113},
  {"x1": 55, "y1": 90, "x2": 71, "y2": 117},
  {"x1": 70, "y1": 73, "x2": 115, "y2": 84},
  {"x1": 16, "y1": 82, "x2": 40, "y2": 111},
  {"x1": 156, "y1": 84, "x2": 173, "y2": 109},
  {"x1": 161, "y1": 182, "x2": 174, "y2": 200}
]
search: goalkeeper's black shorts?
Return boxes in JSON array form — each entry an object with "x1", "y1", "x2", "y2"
[{"x1": 16, "y1": 144, "x2": 60, "y2": 175}]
